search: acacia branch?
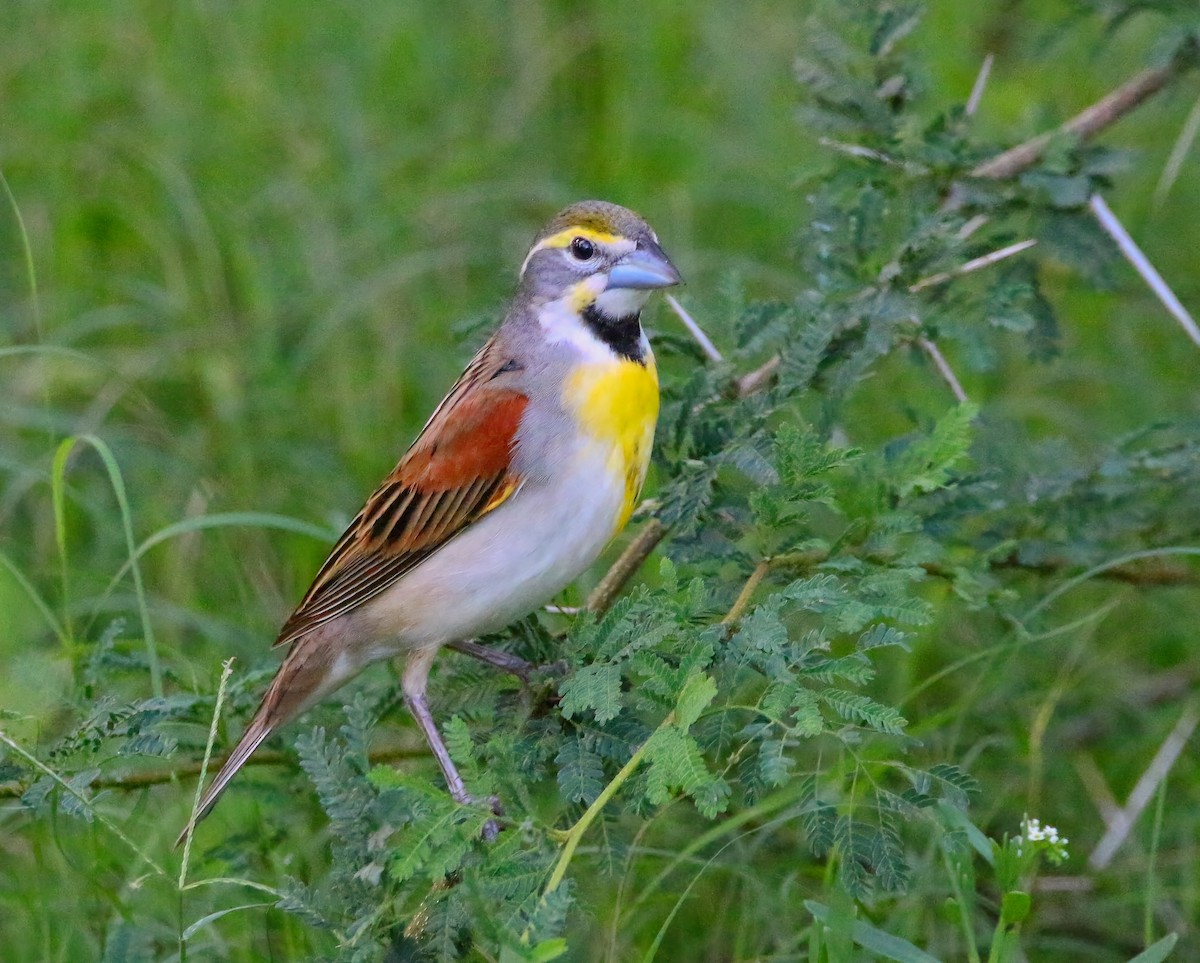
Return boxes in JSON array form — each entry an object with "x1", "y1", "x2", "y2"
[
  {"x1": 733, "y1": 355, "x2": 781, "y2": 398},
  {"x1": 766, "y1": 547, "x2": 1200, "y2": 589},
  {"x1": 588, "y1": 44, "x2": 1200, "y2": 614},
  {"x1": 589, "y1": 350, "x2": 1198, "y2": 620},
  {"x1": 586, "y1": 519, "x2": 668, "y2": 616},
  {"x1": 721, "y1": 560, "x2": 771, "y2": 625},
  {"x1": 908, "y1": 239, "x2": 1038, "y2": 292},
  {"x1": 771, "y1": 547, "x2": 1200, "y2": 591},
  {"x1": 3, "y1": 556, "x2": 1193, "y2": 799},
  {"x1": 0, "y1": 741, "x2": 426, "y2": 798},
  {"x1": 971, "y1": 51, "x2": 1198, "y2": 180},
  {"x1": 984, "y1": 554, "x2": 1200, "y2": 588}
]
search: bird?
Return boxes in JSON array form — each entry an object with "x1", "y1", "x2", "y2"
[{"x1": 178, "y1": 200, "x2": 681, "y2": 844}]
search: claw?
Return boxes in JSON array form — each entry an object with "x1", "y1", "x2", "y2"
[
  {"x1": 533, "y1": 659, "x2": 569, "y2": 678},
  {"x1": 476, "y1": 797, "x2": 504, "y2": 841}
]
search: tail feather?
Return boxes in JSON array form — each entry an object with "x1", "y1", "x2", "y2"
[
  {"x1": 176, "y1": 714, "x2": 275, "y2": 847},
  {"x1": 176, "y1": 636, "x2": 339, "y2": 847}
]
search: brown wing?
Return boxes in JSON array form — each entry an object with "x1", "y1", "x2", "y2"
[{"x1": 274, "y1": 345, "x2": 527, "y2": 647}]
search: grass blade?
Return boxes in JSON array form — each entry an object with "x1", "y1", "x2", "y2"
[
  {"x1": 806, "y1": 900, "x2": 941, "y2": 963},
  {"x1": 53, "y1": 435, "x2": 162, "y2": 696},
  {"x1": 1127, "y1": 933, "x2": 1179, "y2": 963}
]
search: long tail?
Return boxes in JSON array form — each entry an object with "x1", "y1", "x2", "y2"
[
  {"x1": 176, "y1": 711, "x2": 275, "y2": 846},
  {"x1": 176, "y1": 637, "x2": 335, "y2": 846}
]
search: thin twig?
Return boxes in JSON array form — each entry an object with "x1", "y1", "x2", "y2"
[
  {"x1": 957, "y1": 215, "x2": 989, "y2": 240},
  {"x1": 904, "y1": 238, "x2": 1039, "y2": 404},
  {"x1": 818, "y1": 137, "x2": 927, "y2": 173},
  {"x1": 721, "y1": 560, "x2": 771, "y2": 625},
  {"x1": 0, "y1": 729, "x2": 169, "y2": 878},
  {"x1": 916, "y1": 337, "x2": 969, "y2": 403},
  {"x1": 908, "y1": 239, "x2": 1038, "y2": 293},
  {"x1": 769, "y1": 545, "x2": 1199, "y2": 590},
  {"x1": 1088, "y1": 193, "x2": 1200, "y2": 349},
  {"x1": 666, "y1": 295, "x2": 723, "y2": 363},
  {"x1": 0, "y1": 741, "x2": 427, "y2": 798},
  {"x1": 1089, "y1": 700, "x2": 1200, "y2": 870},
  {"x1": 932, "y1": 554, "x2": 1200, "y2": 589},
  {"x1": 733, "y1": 355, "x2": 781, "y2": 398},
  {"x1": 971, "y1": 58, "x2": 1193, "y2": 180},
  {"x1": 965, "y1": 53, "x2": 994, "y2": 118},
  {"x1": 586, "y1": 519, "x2": 668, "y2": 616}
]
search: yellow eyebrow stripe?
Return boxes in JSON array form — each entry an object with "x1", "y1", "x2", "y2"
[
  {"x1": 520, "y1": 226, "x2": 623, "y2": 276},
  {"x1": 536, "y1": 226, "x2": 620, "y2": 250}
]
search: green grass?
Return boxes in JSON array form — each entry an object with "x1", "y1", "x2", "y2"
[{"x1": 4, "y1": 0, "x2": 1200, "y2": 959}]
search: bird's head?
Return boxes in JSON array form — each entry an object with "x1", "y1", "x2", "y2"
[{"x1": 517, "y1": 201, "x2": 681, "y2": 361}]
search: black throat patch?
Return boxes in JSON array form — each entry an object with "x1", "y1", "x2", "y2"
[{"x1": 582, "y1": 303, "x2": 646, "y2": 365}]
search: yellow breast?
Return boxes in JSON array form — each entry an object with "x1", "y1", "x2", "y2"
[{"x1": 564, "y1": 357, "x2": 659, "y2": 534}]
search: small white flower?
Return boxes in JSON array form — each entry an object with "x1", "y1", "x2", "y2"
[{"x1": 1018, "y1": 815, "x2": 1069, "y2": 864}]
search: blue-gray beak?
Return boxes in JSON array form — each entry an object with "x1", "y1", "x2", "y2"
[{"x1": 607, "y1": 239, "x2": 682, "y2": 290}]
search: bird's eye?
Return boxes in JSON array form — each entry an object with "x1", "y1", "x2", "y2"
[{"x1": 569, "y1": 236, "x2": 595, "y2": 261}]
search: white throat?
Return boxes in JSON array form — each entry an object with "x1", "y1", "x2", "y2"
[
  {"x1": 593, "y1": 285, "x2": 652, "y2": 319},
  {"x1": 537, "y1": 277, "x2": 651, "y2": 364}
]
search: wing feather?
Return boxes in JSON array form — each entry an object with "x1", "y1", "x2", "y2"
[{"x1": 275, "y1": 343, "x2": 527, "y2": 647}]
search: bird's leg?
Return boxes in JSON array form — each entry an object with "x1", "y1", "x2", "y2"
[
  {"x1": 402, "y1": 648, "x2": 500, "y2": 840},
  {"x1": 403, "y1": 647, "x2": 470, "y2": 804},
  {"x1": 447, "y1": 638, "x2": 532, "y2": 681}
]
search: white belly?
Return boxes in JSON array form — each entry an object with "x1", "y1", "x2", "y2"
[{"x1": 351, "y1": 441, "x2": 626, "y2": 657}]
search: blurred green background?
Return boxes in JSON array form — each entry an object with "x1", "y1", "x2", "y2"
[{"x1": 3, "y1": 0, "x2": 1200, "y2": 958}]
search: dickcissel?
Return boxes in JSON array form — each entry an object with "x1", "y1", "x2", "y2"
[{"x1": 179, "y1": 200, "x2": 680, "y2": 842}]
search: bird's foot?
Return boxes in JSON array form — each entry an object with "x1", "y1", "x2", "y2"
[
  {"x1": 470, "y1": 794, "x2": 504, "y2": 841},
  {"x1": 532, "y1": 659, "x2": 569, "y2": 678}
]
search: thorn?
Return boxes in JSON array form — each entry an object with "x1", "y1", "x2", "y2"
[
  {"x1": 1088, "y1": 193, "x2": 1200, "y2": 349},
  {"x1": 665, "y1": 294, "x2": 724, "y2": 363},
  {"x1": 966, "y1": 52, "x2": 994, "y2": 117}
]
